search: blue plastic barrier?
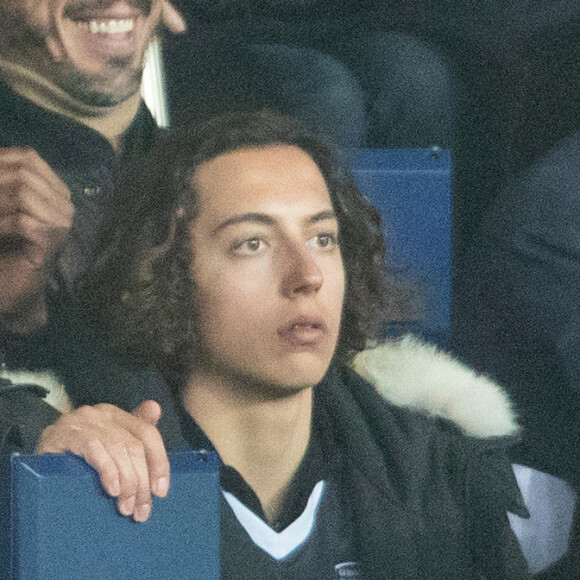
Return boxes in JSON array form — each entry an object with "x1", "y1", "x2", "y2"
[{"x1": 3, "y1": 450, "x2": 220, "y2": 579}]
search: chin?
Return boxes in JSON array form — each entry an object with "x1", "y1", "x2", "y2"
[
  {"x1": 267, "y1": 366, "x2": 330, "y2": 395},
  {"x1": 232, "y1": 367, "x2": 325, "y2": 401},
  {"x1": 55, "y1": 62, "x2": 143, "y2": 106},
  {"x1": 79, "y1": 84, "x2": 140, "y2": 106},
  {"x1": 254, "y1": 380, "x2": 315, "y2": 401},
  {"x1": 80, "y1": 79, "x2": 141, "y2": 107}
]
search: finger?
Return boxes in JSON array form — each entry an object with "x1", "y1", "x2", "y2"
[
  {"x1": 38, "y1": 405, "x2": 141, "y2": 506},
  {"x1": 161, "y1": 1, "x2": 187, "y2": 33},
  {"x1": 103, "y1": 440, "x2": 139, "y2": 508},
  {"x1": 0, "y1": 189, "x2": 18, "y2": 215},
  {"x1": 37, "y1": 403, "x2": 170, "y2": 520},
  {"x1": 92, "y1": 404, "x2": 170, "y2": 500},
  {"x1": 126, "y1": 413, "x2": 170, "y2": 498},
  {"x1": 131, "y1": 401, "x2": 169, "y2": 492},
  {"x1": 0, "y1": 168, "x2": 72, "y2": 228},
  {"x1": 38, "y1": 424, "x2": 122, "y2": 498},
  {"x1": 82, "y1": 437, "x2": 123, "y2": 498},
  {"x1": 0, "y1": 213, "x2": 67, "y2": 242},
  {"x1": 0, "y1": 255, "x2": 46, "y2": 314},
  {"x1": 0, "y1": 217, "x2": 68, "y2": 269},
  {"x1": 0, "y1": 147, "x2": 72, "y2": 200},
  {"x1": 126, "y1": 441, "x2": 153, "y2": 522},
  {"x1": 108, "y1": 440, "x2": 141, "y2": 516},
  {"x1": 0, "y1": 148, "x2": 72, "y2": 231},
  {"x1": 132, "y1": 399, "x2": 162, "y2": 426}
]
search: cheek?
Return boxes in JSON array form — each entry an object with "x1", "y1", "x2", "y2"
[
  {"x1": 27, "y1": 1, "x2": 58, "y2": 32},
  {"x1": 195, "y1": 254, "x2": 272, "y2": 309},
  {"x1": 326, "y1": 259, "x2": 346, "y2": 316},
  {"x1": 1, "y1": 2, "x2": 51, "y2": 36},
  {"x1": 195, "y1": 270, "x2": 269, "y2": 347},
  {"x1": 196, "y1": 287, "x2": 270, "y2": 371},
  {"x1": 201, "y1": 289, "x2": 255, "y2": 332}
]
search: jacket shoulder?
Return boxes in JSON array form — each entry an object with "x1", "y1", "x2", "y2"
[{"x1": 349, "y1": 335, "x2": 519, "y2": 439}]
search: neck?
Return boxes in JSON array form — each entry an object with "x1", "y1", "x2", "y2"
[
  {"x1": 183, "y1": 370, "x2": 313, "y2": 523},
  {"x1": 0, "y1": 57, "x2": 141, "y2": 151}
]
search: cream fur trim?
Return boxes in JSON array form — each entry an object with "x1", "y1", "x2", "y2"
[
  {"x1": 0, "y1": 369, "x2": 73, "y2": 415},
  {"x1": 350, "y1": 336, "x2": 519, "y2": 438}
]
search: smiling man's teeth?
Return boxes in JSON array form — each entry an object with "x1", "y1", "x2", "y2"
[{"x1": 88, "y1": 19, "x2": 135, "y2": 34}]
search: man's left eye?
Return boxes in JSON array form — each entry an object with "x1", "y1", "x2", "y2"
[
  {"x1": 313, "y1": 233, "x2": 338, "y2": 248},
  {"x1": 245, "y1": 239, "x2": 262, "y2": 251}
]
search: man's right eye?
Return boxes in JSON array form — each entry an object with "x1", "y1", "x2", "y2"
[{"x1": 230, "y1": 238, "x2": 266, "y2": 255}]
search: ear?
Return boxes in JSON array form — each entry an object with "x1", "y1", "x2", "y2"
[{"x1": 161, "y1": 2, "x2": 187, "y2": 34}]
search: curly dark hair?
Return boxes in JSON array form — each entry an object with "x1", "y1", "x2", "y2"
[{"x1": 85, "y1": 110, "x2": 397, "y2": 389}]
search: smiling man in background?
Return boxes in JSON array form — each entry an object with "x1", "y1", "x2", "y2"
[{"x1": 0, "y1": 0, "x2": 187, "y2": 522}]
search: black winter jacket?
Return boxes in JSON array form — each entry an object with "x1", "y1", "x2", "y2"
[
  {"x1": 318, "y1": 338, "x2": 528, "y2": 579},
  {"x1": 215, "y1": 337, "x2": 529, "y2": 579},
  {"x1": 0, "y1": 80, "x2": 182, "y2": 453}
]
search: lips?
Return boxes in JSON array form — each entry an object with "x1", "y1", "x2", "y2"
[
  {"x1": 277, "y1": 316, "x2": 328, "y2": 347},
  {"x1": 64, "y1": 1, "x2": 147, "y2": 41},
  {"x1": 61, "y1": 1, "x2": 150, "y2": 60},
  {"x1": 64, "y1": 0, "x2": 150, "y2": 22}
]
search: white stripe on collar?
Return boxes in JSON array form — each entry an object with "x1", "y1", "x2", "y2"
[{"x1": 222, "y1": 480, "x2": 326, "y2": 561}]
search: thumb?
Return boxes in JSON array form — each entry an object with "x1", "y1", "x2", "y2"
[
  {"x1": 161, "y1": 2, "x2": 187, "y2": 34},
  {"x1": 132, "y1": 400, "x2": 162, "y2": 426}
]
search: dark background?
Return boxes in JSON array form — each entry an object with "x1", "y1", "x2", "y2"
[{"x1": 163, "y1": 0, "x2": 580, "y2": 252}]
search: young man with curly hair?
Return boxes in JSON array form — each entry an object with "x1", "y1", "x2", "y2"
[{"x1": 84, "y1": 110, "x2": 528, "y2": 578}]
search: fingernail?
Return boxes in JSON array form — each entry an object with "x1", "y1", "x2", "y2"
[
  {"x1": 118, "y1": 496, "x2": 135, "y2": 516},
  {"x1": 134, "y1": 503, "x2": 151, "y2": 523},
  {"x1": 154, "y1": 476, "x2": 169, "y2": 497}
]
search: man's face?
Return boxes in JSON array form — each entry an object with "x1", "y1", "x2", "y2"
[
  {"x1": 0, "y1": 0, "x2": 164, "y2": 105},
  {"x1": 189, "y1": 145, "x2": 346, "y2": 398}
]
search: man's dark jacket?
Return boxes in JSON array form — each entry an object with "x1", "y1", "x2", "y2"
[
  {"x1": 453, "y1": 129, "x2": 580, "y2": 490},
  {"x1": 0, "y1": 79, "x2": 182, "y2": 453}
]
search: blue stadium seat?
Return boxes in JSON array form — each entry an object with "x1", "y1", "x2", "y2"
[{"x1": 348, "y1": 147, "x2": 452, "y2": 347}]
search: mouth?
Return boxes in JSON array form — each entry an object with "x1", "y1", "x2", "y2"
[
  {"x1": 64, "y1": 1, "x2": 147, "y2": 24},
  {"x1": 80, "y1": 19, "x2": 136, "y2": 35},
  {"x1": 278, "y1": 316, "x2": 328, "y2": 347},
  {"x1": 61, "y1": 2, "x2": 151, "y2": 58}
]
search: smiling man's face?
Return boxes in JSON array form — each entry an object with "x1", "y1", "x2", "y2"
[{"x1": 0, "y1": 0, "x2": 164, "y2": 106}]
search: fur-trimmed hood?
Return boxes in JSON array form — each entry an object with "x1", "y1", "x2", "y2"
[
  {"x1": 2, "y1": 336, "x2": 518, "y2": 439},
  {"x1": 350, "y1": 335, "x2": 519, "y2": 439}
]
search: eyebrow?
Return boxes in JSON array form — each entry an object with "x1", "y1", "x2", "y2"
[{"x1": 214, "y1": 209, "x2": 337, "y2": 233}]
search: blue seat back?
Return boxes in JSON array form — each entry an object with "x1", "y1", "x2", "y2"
[{"x1": 348, "y1": 148, "x2": 452, "y2": 346}]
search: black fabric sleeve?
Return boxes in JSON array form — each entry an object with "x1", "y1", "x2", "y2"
[
  {"x1": 0, "y1": 382, "x2": 61, "y2": 454},
  {"x1": 465, "y1": 448, "x2": 531, "y2": 579}
]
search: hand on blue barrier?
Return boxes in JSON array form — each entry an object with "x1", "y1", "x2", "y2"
[{"x1": 36, "y1": 400, "x2": 170, "y2": 522}]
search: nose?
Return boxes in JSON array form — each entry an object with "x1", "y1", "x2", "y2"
[{"x1": 281, "y1": 242, "x2": 323, "y2": 297}]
